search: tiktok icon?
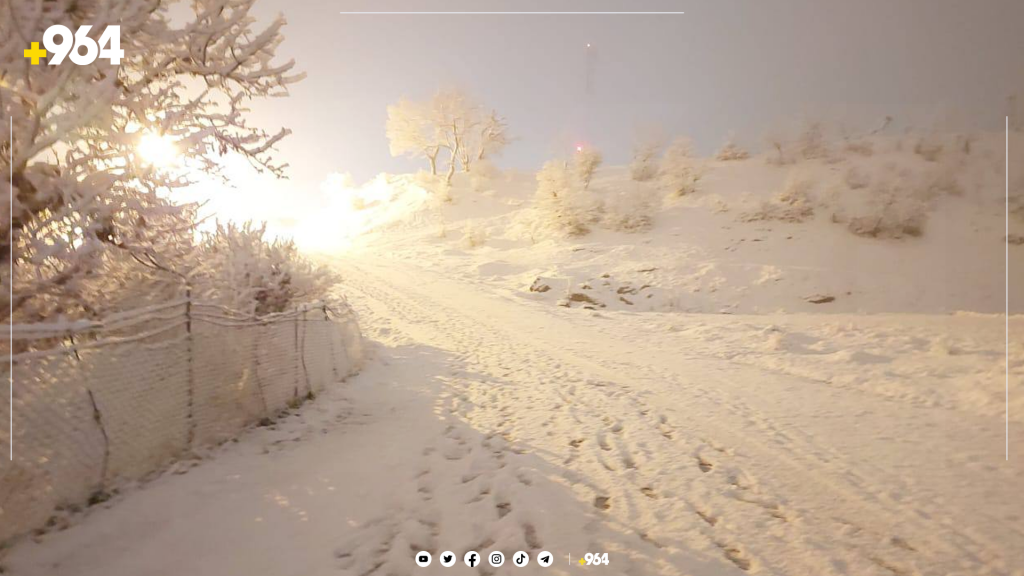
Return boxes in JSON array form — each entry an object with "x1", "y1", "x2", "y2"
[{"x1": 513, "y1": 550, "x2": 530, "y2": 566}]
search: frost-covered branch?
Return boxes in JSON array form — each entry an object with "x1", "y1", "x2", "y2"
[{"x1": 1, "y1": 0, "x2": 303, "y2": 321}]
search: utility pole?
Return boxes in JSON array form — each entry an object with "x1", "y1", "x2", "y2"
[{"x1": 585, "y1": 43, "x2": 595, "y2": 95}]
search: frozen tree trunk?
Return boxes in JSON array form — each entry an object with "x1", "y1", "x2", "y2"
[
  {"x1": 445, "y1": 158, "x2": 457, "y2": 185},
  {"x1": 446, "y1": 123, "x2": 461, "y2": 184},
  {"x1": 428, "y1": 153, "x2": 438, "y2": 176}
]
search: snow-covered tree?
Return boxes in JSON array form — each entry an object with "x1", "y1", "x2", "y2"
[
  {"x1": 534, "y1": 160, "x2": 594, "y2": 237},
  {"x1": 1, "y1": 0, "x2": 302, "y2": 322},
  {"x1": 461, "y1": 110, "x2": 510, "y2": 172},
  {"x1": 574, "y1": 148, "x2": 602, "y2": 189},
  {"x1": 660, "y1": 137, "x2": 704, "y2": 196},
  {"x1": 629, "y1": 136, "x2": 664, "y2": 181},
  {"x1": 386, "y1": 98, "x2": 443, "y2": 176},
  {"x1": 386, "y1": 90, "x2": 509, "y2": 183}
]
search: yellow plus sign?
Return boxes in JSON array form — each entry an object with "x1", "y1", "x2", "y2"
[
  {"x1": 24, "y1": 42, "x2": 47, "y2": 65},
  {"x1": 579, "y1": 558, "x2": 586, "y2": 565}
]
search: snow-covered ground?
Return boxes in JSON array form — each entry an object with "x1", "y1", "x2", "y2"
[
  {"x1": 5, "y1": 256, "x2": 1019, "y2": 576},
  {"x1": 4, "y1": 133, "x2": 1021, "y2": 575}
]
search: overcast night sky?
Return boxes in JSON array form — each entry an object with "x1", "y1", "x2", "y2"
[{"x1": 198, "y1": 0, "x2": 1024, "y2": 228}]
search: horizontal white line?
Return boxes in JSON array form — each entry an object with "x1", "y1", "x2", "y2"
[{"x1": 338, "y1": 11, "x2": 685, "y2": 15}]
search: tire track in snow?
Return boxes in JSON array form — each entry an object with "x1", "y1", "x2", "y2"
[{"x1": 335, "y1": 259, "x2": 967, "y2": 576}]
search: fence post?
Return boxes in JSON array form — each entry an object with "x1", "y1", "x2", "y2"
[
  {"x1": 86, "y1": 389, "x2": 110, "y2": 498},
  {"x1": 298, "y1": 307, "x2": 311, "y2": 396},
  {"x1": 252, "y1": 319, "x2": 270, "y2": 418},
  {"x1": 185, "y1": 287, "x2": 196, "y2": 450},
  {"x1": 324, "y1": 305, "x2": 340, "y2": 381},
  {"x1": 71, "y1": 332, "x2": 111, "y2": 501},
  {"x1": 292, "y1": 309, "x2": 300, "y2": 402}
]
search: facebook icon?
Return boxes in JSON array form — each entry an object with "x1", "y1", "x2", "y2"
[{"x1": 464, "y1": 551, "x2": 480, "y2": 567}]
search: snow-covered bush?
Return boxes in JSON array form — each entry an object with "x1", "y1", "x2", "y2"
[
  {"x1": 715, "y1": 138, "x2": 750, "y2": 161},
  {"x1": 740, "y1": 173, "x2": 815, "y2": 223},
  {"x1": 797, "y1": 121, "x2": 831, "y2": 160},
  {"x1": 841, "y1": 166, "x2": 930, "y2": 239},
  {"x1": 913, "y1": 132, "x2": 976, "y2": 165},
  {"x1": 470, "y1": 160, "x2": 501, "y2": 193},
  {"x1": 765, "y1": 135, "x2": 795, "y2": 166},
  {"x1": 534, "y1": 160, "x2": 597, "y2": 237},
  {"x1": 828, "y1": 154, "x2": 969, "y2": 240},
  {"x1": 2, "y1": 0, "x2": 301, "y2": 323},
  {"x1": 193, "y1": 223, "x2": 339, "y2": 317},
  {"x1": 460, "y1": 224, "x2": 488, "y2": 249},
  {"x1": 574, "y1": 149, "x2": 603, "y2": 189},
  {"x1": 603, "y1": 185, "x2": 655, "y2": 233},
  {"x1": 913, "y1": 135, "x2": 946, "y2": 162},
  {"x1": 660, "y1": 138, "x2": 705, "y2": 197},
  {"x1": 630, "y1": 138, "x2": 664, "y2": 181},
  {"x1": 843, "y1": 139, "x2": 875, "y2": 157},
  {"x1": 766, "y1": 122, "x2": 832, "y2": 165}
]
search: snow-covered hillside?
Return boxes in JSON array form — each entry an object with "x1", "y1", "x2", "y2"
[{"x1": 329, "y1": 131, "x2": 1019, "y2": 315}]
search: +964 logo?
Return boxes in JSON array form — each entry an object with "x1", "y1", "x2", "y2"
[{"x1": 24, "y1": 25, "x2": 124, "y2": 66}]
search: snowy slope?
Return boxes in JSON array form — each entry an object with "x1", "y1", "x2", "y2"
[{"x1": 331, "y1": 131, "x2": 1019, "y2": 315}]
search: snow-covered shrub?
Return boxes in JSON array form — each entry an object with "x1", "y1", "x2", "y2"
[
  {"x1": 574, "y1": 149, "x2": 603, "y2": 189},
  {"x1": 766, "y1": 122, "x2": 832, "y2": 165},
  {"x1": 797, "y1": 121, "x2": 831, "y2": 160},
  {"x1": 663, "y1": 136, "x2": 693, "y2": 159},
  {"x1": 193, "y1": 222, "x2": 339, "y2": 317},
  {"x1": 413, "y1": 171, "x2": 454, "y2": 202},
  {"x1": 534, "y1": 160, "x2": 598, "y2": 237},
  {"x1": 843, "y1": 166, "x2": 929, "y2": 239},
  {"x1": 603, "y1": 186, "x2": 655, "y2": 233},
  {"x1": 765, "y1": 136, "x2": 795, "y2": 166},
  {"x1": 715, "y1": 138, "x2": 750, "y2": 161},
  {"x1": 460, "y1": 224, "x2": 488, "y2": 248},
  {"x1": 843, "y1": 139, "x2": 875, "y2": 157},
  {"x1": 740, "y1": 173, "x2": 815, "y2": 223},
  {"x1": 630, "y1": 138, "x2": 664, "y2": 181},
  {"x1": 470, "y1": 160, "x2": 501, "y2": 193},
  {"x1": 913, "y1": 135, "x2": 945, "y2": 162},
  {"x1": 660, "y1": 138, "x2": 705, "y2": 197}
]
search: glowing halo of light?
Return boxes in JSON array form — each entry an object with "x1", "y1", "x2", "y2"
[{"x1": 137, "y1": 132, "x2": 179, "y2": 168}]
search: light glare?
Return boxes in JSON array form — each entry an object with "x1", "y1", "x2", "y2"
[{"x1": 137, "y1": 133, "x2": 179, "y2": 167}]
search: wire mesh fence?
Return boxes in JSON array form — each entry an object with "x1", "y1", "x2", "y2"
[{"x1": 0, "y1": 298, "x2": 363, "y2": 544}]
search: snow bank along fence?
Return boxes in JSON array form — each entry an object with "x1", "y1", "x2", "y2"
[{"x1": 0, "y1": 299, "x2": 363, "y2": 544}]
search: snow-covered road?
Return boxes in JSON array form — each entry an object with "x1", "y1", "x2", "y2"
[{"x1": 5, "y1": 257, "x2": 1021, "y2": 576}]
